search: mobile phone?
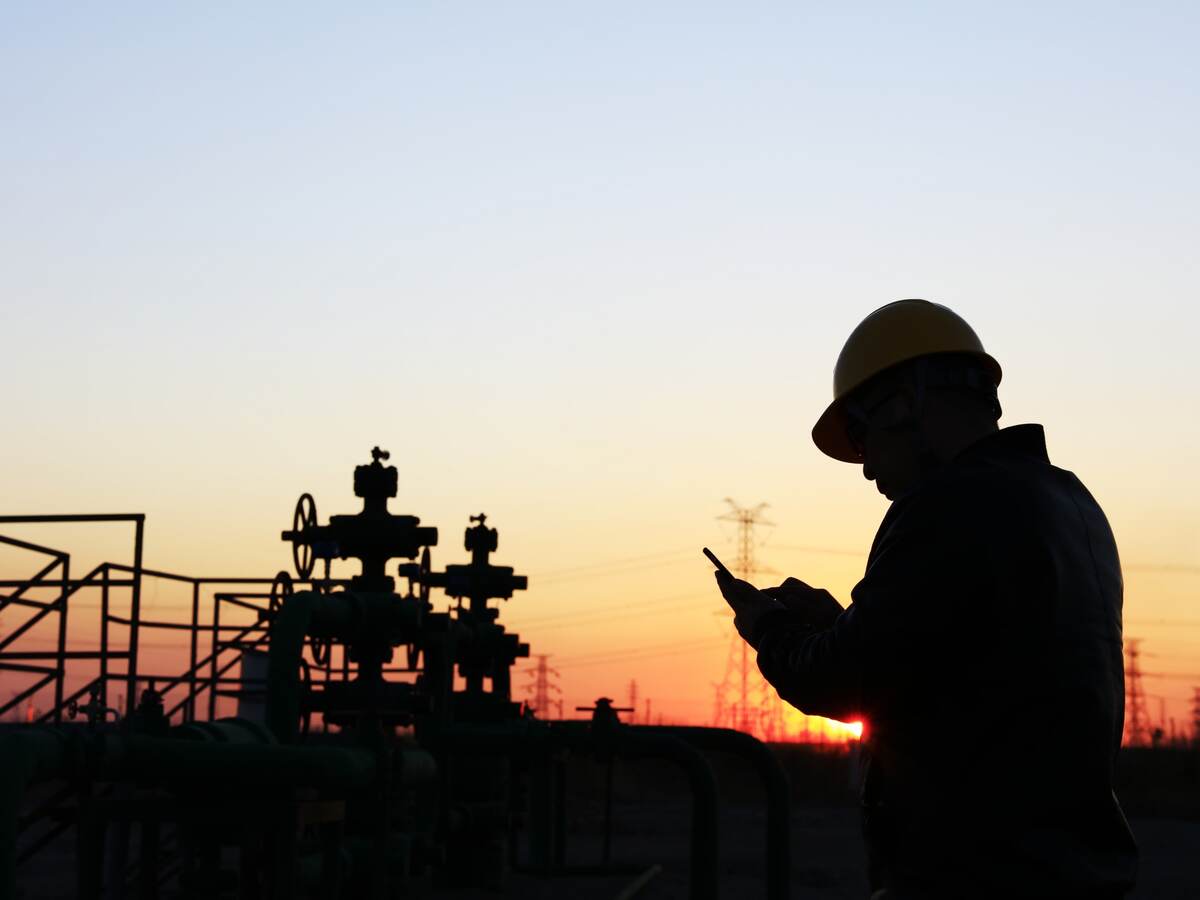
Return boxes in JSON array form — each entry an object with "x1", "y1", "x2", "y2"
[{"x1": 702, "y1": 547, "x2": 732, "y2": 578}]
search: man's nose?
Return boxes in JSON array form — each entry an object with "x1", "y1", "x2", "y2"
[{"x1": 862, "y1": 460, "x2": 875, "y2": 482}]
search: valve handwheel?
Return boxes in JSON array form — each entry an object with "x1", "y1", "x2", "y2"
[{"x1": 291, "y1": 493, "x2": 318, "y2": 579}]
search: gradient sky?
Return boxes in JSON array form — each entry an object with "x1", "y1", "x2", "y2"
[{"x1": 2, "y1": 4, "x2": 1198, "y2": 731}]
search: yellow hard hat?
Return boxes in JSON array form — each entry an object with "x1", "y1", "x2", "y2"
[{"x1": 812, "y1": 299, "x2": 1002, "y2": 463}]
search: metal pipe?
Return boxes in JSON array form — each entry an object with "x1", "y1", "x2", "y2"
[
  {"x1": 612, "y1": 729, "x2": 718, "y2": 900},
  {"x1": 98, "y1": 734, "x2": 376, "y2": 792},
  {"x1": 0, "y1": 563, "x2": 107, "y2": 654},
  {"x1": 0, "y1": 579, "x2": 137, "y2": 589},
  {"x1": 0, "y1": 556, "x2": 62, "y2": 612},
  {"x1": 173, "y1": 717, "x2": 278, "y2": 744},
  {"x1": 100, "y1": 566, "x2": 110, "y2": 712},
  {"x1": 188, "y1": 582, "x2": 199, "y2": 722},
  {"x1": 0, "y1": 533, "x2": 69, "y2": 556},
  {"x1": 266, "y1": 590, "x2": 317, "y2": 742},
  {"x1": 435, "y1": 723, "x2": 720, "y2": 900},
  {"x1": 0, "y1": 652, "x2": 127, "y2": 661},
  {"x1": 127, "y1": 516, "x2": 145, "y2": 719},
  {"x1": 0, "y1": 663, "x2": 56, "y2": 675},
  {"x1": 104, "y1": 564, "x2": 348, "y2": 586},
  {"x1": 104, "y1": 615, "x2": 265, "y2": 632},
  {"x1": 208, "y1": 592, "x2": 220, "y2": 721},
  {"x1": 52, "y1": 557, "x2": 69, "y2": 722},
  {"x1": 265, "y1": 590, "x2": 357, "y2": 742},
  {"x1": 0, "y1": 515, "x2": 143, "y2": 523},
  {"x1": 0, "y1": 728, "x2": 72, "y2": 900},
  {"x1": 645, "y1": 726, "x2": 790, "y2": 900}
]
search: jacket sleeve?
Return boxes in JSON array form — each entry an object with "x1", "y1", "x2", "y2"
[{"x1": 756, "y1": 480, "x2": 985, "y2": 723}]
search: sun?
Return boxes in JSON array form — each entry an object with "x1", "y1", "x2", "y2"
[{"x1": 779, "y1": 705, "x2": 865, "y2": 743}]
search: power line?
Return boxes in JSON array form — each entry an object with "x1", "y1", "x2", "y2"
[
  {"x1": 557, "y1": 635, "x2": 725, "y2": 665},
  {"x1": 530, "y1": 548, "x2": 695, "y2": 580},
  {"x1": 531, "y1": 557, "x2": 697, "y2": 586},
  {"x1": 768, "y1": 544, "x2": 865, "y2": 558},
  {"x1": 510, "y1": 590, "x2": 709, "y2": 627},
  {"x1": 555, "y1": 638, "x2": 728, "y2": 670},
  {"x1": 1124, "y1": 563, "x2": 1200, "y2": 575},
  {"x1": 772, "y1": 548, "x2": 1200, "y2": 575},
  {"x1": 524, "y1": 542, "x2": 1200, "y2": 585},
  {"x1": 513, "y1": 599, "x2": 715, "y2": 634}
]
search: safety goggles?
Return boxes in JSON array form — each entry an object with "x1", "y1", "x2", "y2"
[{"x1": 844, "y1": 389, "x2": 916, "y2": 457}]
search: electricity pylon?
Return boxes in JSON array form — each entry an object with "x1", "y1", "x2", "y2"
[
  {"x1": 523, "y1": 654, "x2": 561, "y2": 719},
  {"x1": 1124, "y1": 640, "x2": 1149, "y2": 747},
  {"x1": 711, "y1": 499, "x2": 783, "y2": 739}
]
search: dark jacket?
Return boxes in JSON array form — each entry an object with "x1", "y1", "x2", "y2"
[{"x1": 756, "y1": 424, "x2": 1137, "y2": 899}]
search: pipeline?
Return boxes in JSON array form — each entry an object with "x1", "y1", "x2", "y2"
[
  {"x1": 174, "y1": 716, "x2": 277, "y2": 744},
  {"x1": 433, "y1": 721, "x2": 720, "y2": 900},
  {"x1": 609, "y1": 728, "x2": 719, "y2": 900},
  {"x1": 648, "y1": 726, "x2": 790, "y2": 900},
  {"x1": 0, "y1": 721, "x2": 380, "y2": 900},
  {"x1": 265, "y1": 589, "x2": 423, "y2": 742},
  {"x1": 266, "y1": 589, "x2": 333, "y2": 742},
  {"x1": 0, "y1": 728, "x2": 73, "y2": 900},
  {"x1": 99, "y1": 732, "x2": 377, "y2": 791}
]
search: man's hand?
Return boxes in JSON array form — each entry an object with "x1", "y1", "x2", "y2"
[
  {"x1": 761, "y1": 577, "x2": 843, "y2": 630},
  {"x1": 714, "y1": 570, "x2": 784, "y2": 645}
]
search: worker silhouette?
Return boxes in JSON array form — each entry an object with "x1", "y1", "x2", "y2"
[{"x1": 716, "y1": 300, "x2": 1137, "y2": 900}]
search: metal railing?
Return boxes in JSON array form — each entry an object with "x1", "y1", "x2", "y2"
[
  {"x1": 0, "y1": 515, "x2": 343, "y2": 727},
  {"x1": 0, "y1": 514, "x2": 360, "y2": 879},
  {"x1": 0, "y1": 515, "x2": 143, "y2": 722}
]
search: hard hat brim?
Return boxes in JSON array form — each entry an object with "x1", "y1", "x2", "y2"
[{"x1": 812, "y1": 399, "x2": 863, "y2": 464}]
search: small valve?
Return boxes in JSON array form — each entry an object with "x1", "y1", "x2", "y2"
[{"x1": 67, "y1": 685, "x2": 119, "y2": 727}]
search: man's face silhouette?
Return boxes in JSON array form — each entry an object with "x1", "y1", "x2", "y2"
[{"x1": 846, "y1": 375, "x2": 924, "y2": 502}]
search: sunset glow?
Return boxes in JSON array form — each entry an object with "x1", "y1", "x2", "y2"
[
  {"x1": 779, "y1": 706, "x2": 864, "y2": 744},
  {"x1": 1, "y1": 5, "x2": 1197, "y2": 742}
]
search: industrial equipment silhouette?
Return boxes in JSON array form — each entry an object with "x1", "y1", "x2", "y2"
[
  {"x1": 0, "y1": 449, "x2": 793, "y2": 900},
  {"x1": 711, "y1": 499, "x2": 785, "y2": 740}
]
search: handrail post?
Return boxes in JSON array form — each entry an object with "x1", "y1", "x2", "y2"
[
  {"x1": 208, "y1": 597, "x2": 221, "y2": 721},
  {"x1": 126, "y1": 516, "x2": 145, "y2": 718},
  {"x1": 100, "y1": 566, "x2": 110, "y2": 712},
  {"x1": 53, "y1": 556, "x2": 70, "y2": 723},
  {"x1": 188, "y1": 581, "x2": 200, "y2": 722}
]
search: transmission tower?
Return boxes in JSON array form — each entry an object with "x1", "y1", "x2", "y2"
[
  {"x1": 523, "y1": 654, "x2": 561, "y2": 719},
  {"x1": 711, "y1": 498, "x2": 783, "y2": 738},
  {"x1": 628, "y1": 680, "x2": 639, "y2": 725},
  {"x1": 1124, "y1": 640, "x2": 1149, "y2": 747}
]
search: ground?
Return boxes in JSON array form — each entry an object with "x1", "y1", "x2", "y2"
[{"x1": 15, "y1": 744, "x2": 1200, "y2": 898}]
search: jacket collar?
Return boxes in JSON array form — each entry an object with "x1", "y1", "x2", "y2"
[{"x1": 955, "y1": 423, "x2": 1049, "y2": 464}]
